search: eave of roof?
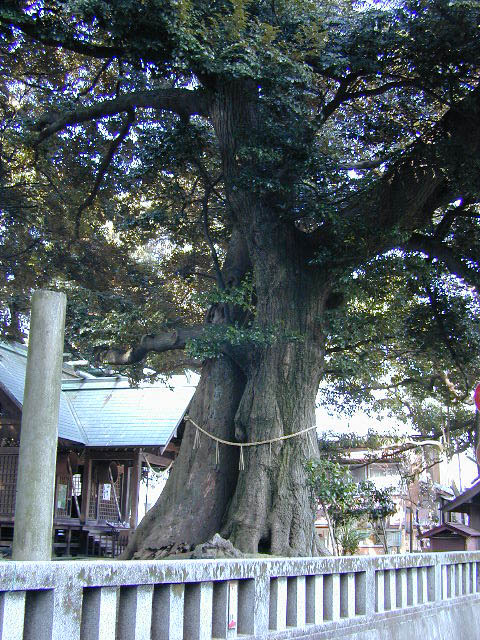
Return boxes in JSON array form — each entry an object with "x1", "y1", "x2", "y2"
[
  {"x1": 443, "y1": 480, "x2": 480, "y2": 513},
  {"x1": 420, "y1": 522, "x2": 480, "y2": 538}
]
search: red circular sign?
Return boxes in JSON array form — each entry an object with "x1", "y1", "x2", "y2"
[{"x1": 475, "y1": 384, "x2": 480, "y2": 411}]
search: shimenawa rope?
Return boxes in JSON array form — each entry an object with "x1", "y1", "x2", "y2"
[{"x1": 184, "y1": 415, "x2": 317, "y2": 470}]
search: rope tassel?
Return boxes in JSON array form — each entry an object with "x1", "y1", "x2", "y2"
[
  {"x1": 239, "y1": 445, "x2": 245, "y2": 471},
  {"x1": 193, "y1": 427, "x2": 200, "y2": 449},
  {"x1": 215, "y1": 440, "x2": 219, "y2": 466},
  {"x1": 308, "y1": 431, "x2": 316, "y2": 457}
]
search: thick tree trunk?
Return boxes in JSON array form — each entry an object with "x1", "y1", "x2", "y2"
[
  {"x1": 220, "y1": 223, "x2": 328, "y2": 555},
  {"x1": 125, "y1": 81, "x2": 329, "y2": 559},
  {"x1": 221, "y1": 343, "x2": 325, "y2": 556},
  {"x1": 123, "y1": 356, "x2": 245, "y2": 558},
  {"x1": 125, "y1": 231, "x2": 328, "y2": 558}
]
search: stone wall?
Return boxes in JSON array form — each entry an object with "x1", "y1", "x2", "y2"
[{"x1": 0, "y1": 551, "x2": 478, "y2": 639}]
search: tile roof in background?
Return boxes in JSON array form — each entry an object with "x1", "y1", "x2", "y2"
[{"x1": 0, "y1": 342, "x2": 196, "y2": 448}]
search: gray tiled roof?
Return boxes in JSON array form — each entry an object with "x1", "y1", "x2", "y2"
[
  {"x1": 62, "y1": 377, "x2": 196, "y2": 446},
  {"x1": 0, "y1": 342, "x2": 87, "y2": 443},
  {"x1": 0, "y1": 343, "x2": 196, "y2": 448}
]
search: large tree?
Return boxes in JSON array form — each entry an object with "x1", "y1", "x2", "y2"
[{"x1": 1, "y1": 0, "x2": 480, "y2": 558}]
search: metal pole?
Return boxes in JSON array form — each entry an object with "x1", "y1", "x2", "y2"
[{"x1": 12, "y1": 290, "x2": 66, "y2": 560}]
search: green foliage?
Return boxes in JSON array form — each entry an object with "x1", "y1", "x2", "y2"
[
  {"x1": 196, "y1": 274, "x2": 255, "y2": 312},
  {"x1": 306, "y1": 458, "x2": 396, "y2": 554},
  {"x1": 317, "y1": 430, "x2": 401, "y2": 458},
  {"x1": 335, "y1": 522, "x2": 370, "y2": 557},
  {"x1": 186, "y1": 322, "x2": 304, "y2": 359},
  {"x1": 318, "y1": 249, "x2": 480, "y2": 457},
  {"x1": 0, "y1": 0, "x2": 479, "y2": 456},
  {"x1": 306, "y1": 459, "x2": 396, "y2": 524}
]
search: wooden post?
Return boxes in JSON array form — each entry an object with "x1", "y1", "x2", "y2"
[
  {"x1": 409, "y1": 508, "x2": 414, "y2": 553},
  {"x1": 80, "y1": 457, "x2": 92, "y2": 524},
  {"x1": 129, "y1": 450, "x2": 142, "y2": 529},
  {"x1": 12, "y1": 290, "x2": 66, "y2": 560},
  {"x1": 121, "y1": 465, "x2": 130, "y2": 522}
]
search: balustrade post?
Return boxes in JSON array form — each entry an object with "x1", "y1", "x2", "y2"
[
  {"x1": 340, "y1": 573, "x2": 356, "y2": 618},
  {"x1": 184, "y1": 582, "x2": 213, "y2": 640},
  {"x1": 429, "y1": 565, "x2": 440, "y2": 602},
  {"x1": 418, "y1": 568, "x2": 428, "y2": 604},
  {"x1": 365, "y1": 567, "x2": 376, "y2": 617},
  {"x1": 0, "y1": 591, "x2": 26, "y2": 640},
  {"x1": 384, "y1": 570, "x2": 396, "y2": 611},
  {"x1": 212, "y1": 581, "x2": 238, "y2": 639},
  {"x1": 407, "y1": 568, "x2": 418, "y2": 606},
  {"x1": 287, "y1": 576, "x2": 306, "y2": 628},
  {"x1": 396, "y1": 569, "x2": 408, "y2": 609},
  {"x1": 151, "y1": 584, "x2": 185, "y2": 640},
  {"x1": 462, "y1": 563, "x2": 469, "y2": 595},
  {"x1": 376, "y1": 571, "x2": 385, "y2": 613},
  {"x1": 51, "y1": 586, "x2": 83, "y2": 640},
  {"x1": 238, "y1": 576, "x2": 269, "y2": 637},
  {"x1": 269, "y1": 577, "x2": 287, "y2": 630},
  {"x1": 306, "y1": 575, "x2": 323, "y2": 625},
  {"x1": 119, "y1": 585, "x2": 154, "y2": 640},
  {"x1": 468, "y1": 562, "x2": 474, "y2": 594},
  {"x1": 81, "y1": 586, "x2": 118, "y2": 640},
  {"x1": 323, "y1": 574, "x2": 341, "y2": 621},
  {"x1": 455, "y1": 564, "x2": 461, "y2": 596}
]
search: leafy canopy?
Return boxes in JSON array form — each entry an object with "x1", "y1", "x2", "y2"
[{"x1": 0, "y1": 0, "x2": 479, "y2": 439}]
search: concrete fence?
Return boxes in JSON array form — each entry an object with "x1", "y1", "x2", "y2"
[{"x1": 0, "y1": 551, "x2": 479, "y2": 640}]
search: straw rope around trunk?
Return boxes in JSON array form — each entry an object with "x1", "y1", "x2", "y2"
[{"x1": 184, "y1": 415, "x2": 318, "y2": 470}]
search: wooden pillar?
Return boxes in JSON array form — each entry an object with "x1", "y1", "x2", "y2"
[
  {"x1": 12, "y1": 290, "x2": 66, "y2": 561},
  {"x1": 80, "y1": 456, "x2": 92, "y2": 524},
  {"x1": 121, "y1": 465, "x2": 130, "y2": 521},
  {"x1": 129, "y1": 450, "x2": 142, "y2": 529}
]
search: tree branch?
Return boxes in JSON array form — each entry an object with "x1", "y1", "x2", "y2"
[
  {"x1": 425, "y1": 283, "x2": 470, "y2": 397},
  {"x1": 321, "y1": 77, "x2": 429, "y2": 123},
  {"x1": 0, "y1": 15, "x2": 124, "y2": 60},
  {"x1": 201, "y1": 180, "x2": 226, "y2": 291},
  {"x1": 75, "y1": 108, "x2": 135, "y2": 237},
  {"x1": 94, "y1": 326, "x2": 204, "y2": 365},
  {"x1": 337, "y1": 157, "x2": 388, "y2": 171},
  {"x1": 0, "y1": 238, "x2": 42, "y2": 262},
  {"x1": 347, "y1": 79, "x2": 425, "y2": 101},
  {"x1": 306, "y1": 84, "x2": 480, "y2": 263},
  {"x1": 35, "y1": 88, "x2": 208, "y2": 143},
  {"x1": 326, "y1": 335, "x2": 394, "y2": 355},
  {"x1": 405, "y1": 233, "x2": 480, "y2": 289},
  {"x1": 76, "y1": 58, "x2": 114, "y2": 99},
  {"x1": 321, "y1": 74, "x2": 358, "y2": 123}
]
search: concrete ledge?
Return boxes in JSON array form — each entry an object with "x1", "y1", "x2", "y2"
[{"x1": 1, "y1": 550, "x2": 479, "y2": 590}]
